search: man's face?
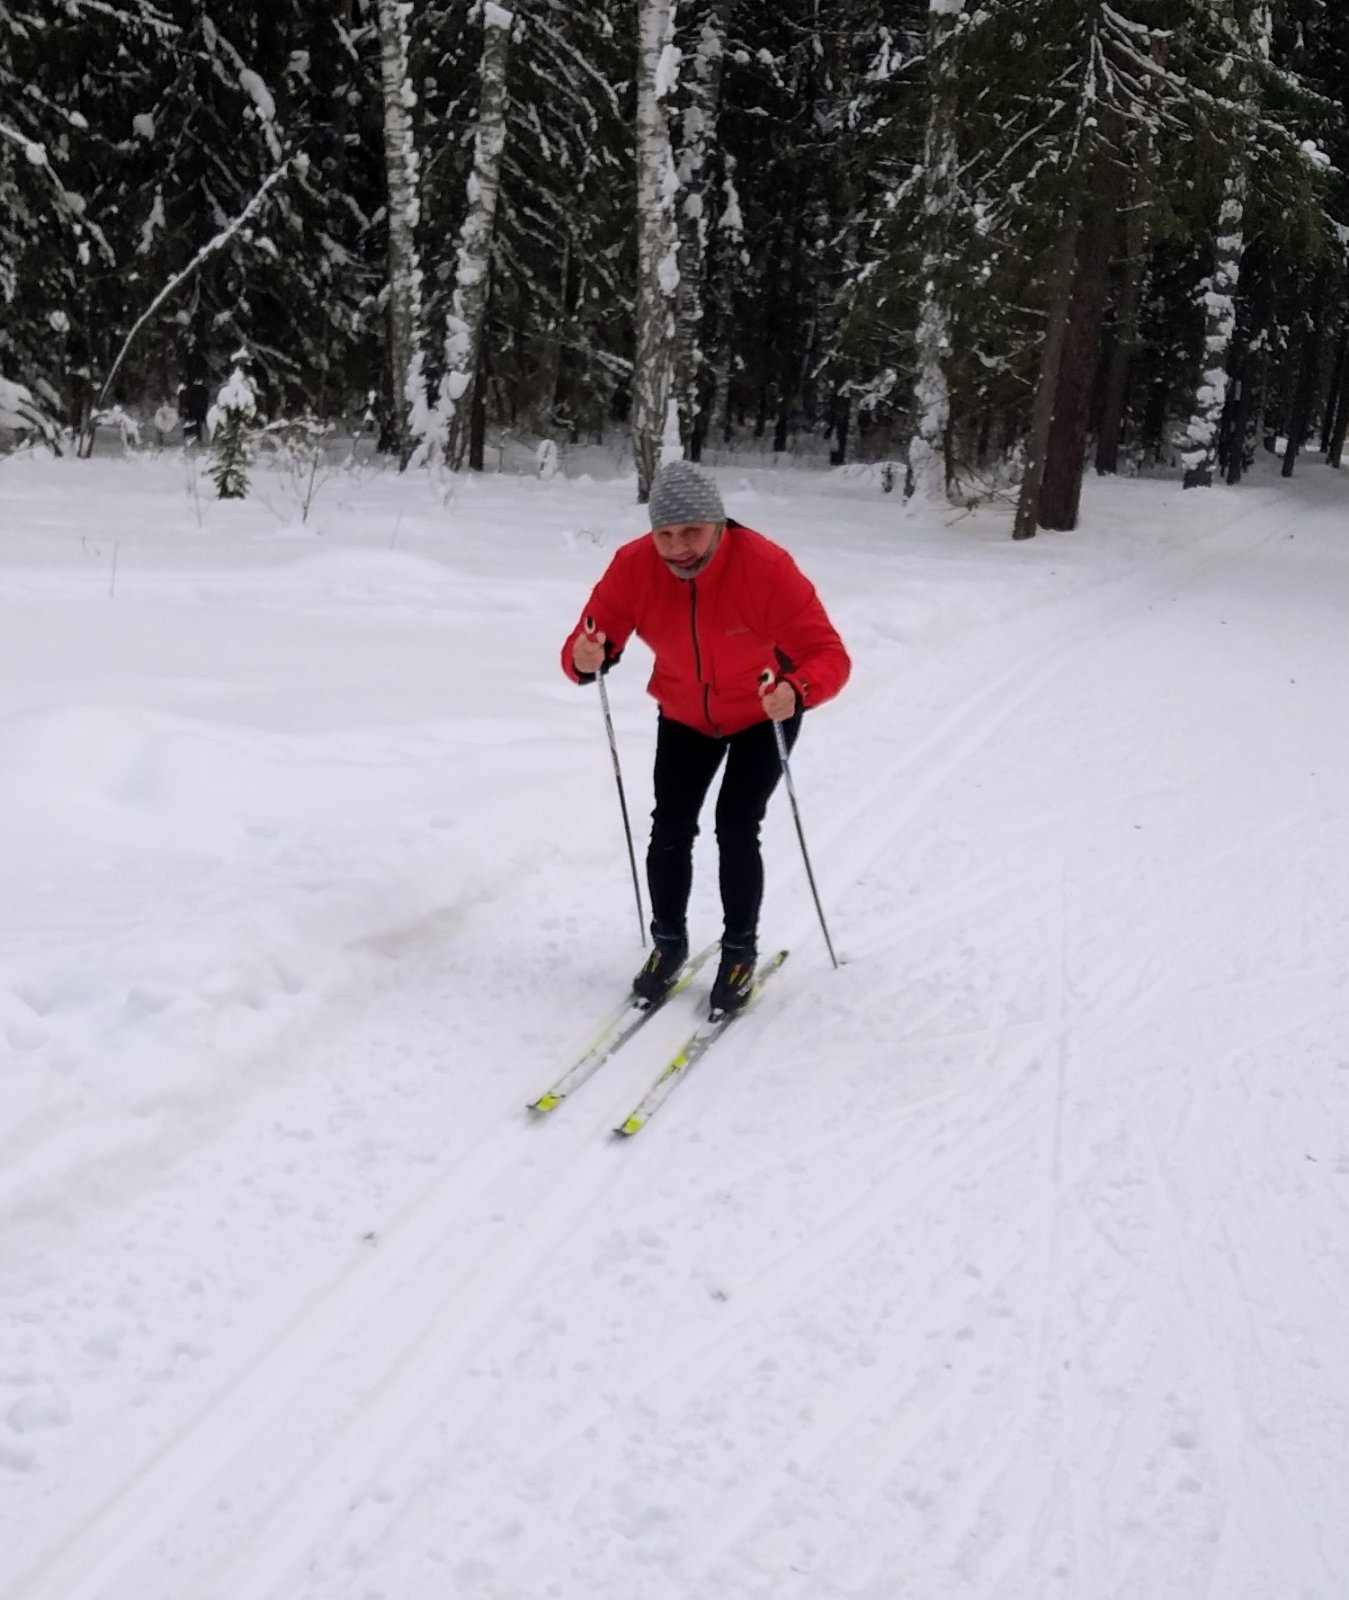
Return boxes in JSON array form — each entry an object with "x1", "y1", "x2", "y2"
[{"x1": 652, "y1": 520, "x2": 722, "y2": 577}]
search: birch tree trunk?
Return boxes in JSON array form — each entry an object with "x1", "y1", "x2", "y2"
[
  {"x1": 905, "y1": 0, "x2": 965, "y2": 507},
  {"x1": 376, "y1": 0, "x2": 429, "y2": 467},
  {"x1": 437, "y1": 1, "x2": 514, "y2": 471},
  {"x1": 633, "y1": 0, "x2": 680, "y2": 502},
  {"x1": 672, "y1": 0, "x2": 725, "y2": 458}
]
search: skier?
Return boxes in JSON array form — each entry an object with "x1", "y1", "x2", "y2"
[{"x1": 562, "y1": 459, "x2": 850, "y2": 1015}]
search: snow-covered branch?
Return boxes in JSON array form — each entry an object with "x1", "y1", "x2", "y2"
[{"x1": 84, "y1": 154, "x2": 303, "y2": 448}]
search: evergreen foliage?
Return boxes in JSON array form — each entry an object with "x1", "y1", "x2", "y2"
[
  {"x1": 3, "y1": 0, "x2": 1347, "y2": 528},
  {"x1": 207, "y1": 352, "x2": 257, "y2": 498}
]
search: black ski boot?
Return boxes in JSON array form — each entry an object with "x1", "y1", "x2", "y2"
[
  {"x1": 709, "y1": 940, "x2": 756, "y2": 1017},
  {"x1": 632, "y1": 930, "x2": 688, "y2": 1008}
]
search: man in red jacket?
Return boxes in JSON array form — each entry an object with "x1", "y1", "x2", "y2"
[{"x1": 562, "y1": 460, "x2": 850, "y2": 1015}]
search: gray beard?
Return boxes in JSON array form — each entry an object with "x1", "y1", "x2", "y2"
[{"x1": 663, "y1": 527, "x2": 723, "y2": 580}]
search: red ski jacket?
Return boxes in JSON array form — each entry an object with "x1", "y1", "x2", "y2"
[{"x1": 561, "y1": 520, "x2": 850, "y2": 737}]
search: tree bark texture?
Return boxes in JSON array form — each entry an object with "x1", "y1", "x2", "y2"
[
  {"x1": 633, "y1": 0, "x2": 680, "y2": 501},
  {"x1": 673, "y1": 0, "x2": 726, "y2": 454},
  {"x1": 1014, "y1": 215, "x2": 1080, "y2": 541},
  {"x1": 1095, "y1": 143, "x2": 1154, "y2": 474},
  {"x1": 376, "y1": 0, "x2": 429, "y2": 466},
  {"x1": 1038, "y1": 189, "x2": 1117, "y2": 530},
  {"x1": 1282, "y1": 294, "x2": 1326, "y2": 479},
  {"x1": 906, "y1": 0, "x2": 965, "y2": 507},
  {"x1": 1327, "y1": 346, "x2": 1349, "y2": 469},
  {"x1": 1318, "y1": 326, "x2": 1347, "y2": 454},
  {"x1": 1179, "y1": 167, "x2": 1247, "y2": 488},
  {"x1": 439, "y1": 2, "x2": 514, "y2": 471}
]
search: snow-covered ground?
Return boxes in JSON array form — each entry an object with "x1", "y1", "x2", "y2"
[{"x1": 2, "y1": 445, "x2": 1347, "y2": 1600}]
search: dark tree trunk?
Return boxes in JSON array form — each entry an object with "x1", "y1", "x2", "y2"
[
  {"x1": 755, "y1": 382, "x2": 770, "y2": 439},
  {"x1": 1326, "y1": 338, "x2": 1349, "y2": 468},
  {"x1": 1219, "y1": 241, "x2": 1270, "y2": 484},
  {"x1": 1095, "y1": 197, "x2": 1149, "y2": 474},
  {"x1": 1223, "y1": 361, "x2": 1255, "y2": 485},
  {"x1": 1014, "y1": 215, "x2": 1081, "y2": 541},
  {"x1": 468, "y1": 342, "x2": 488, "y2": 471},
  {"x1": 1097, "y1": 45, "x2": 1160, "y2": 476},
  {"x1": 773, "y1": 208, "x2": 807, "y2": 455},
  {"x1": 1039, "y1": 191, "x2": 1118, "y2": 530},
  {"x1": 1319, "y1": 327, "x2": 1347, "y2": 453},
  {"x1": 182, "y1": 299, "x2": 211, "y2": 445},
  {"x1": 1218, "y1": 332, "x2": 1249, "y2": 484},
  {"x1": 829, "y1": 394, "x2": 851, "y2": 466},
  {"x1": 1282, "y1": 300, "x2": 1325, "y2": 479},
  {"x1": 773, "y1": 398, "x2": 789, "y2": 454}
]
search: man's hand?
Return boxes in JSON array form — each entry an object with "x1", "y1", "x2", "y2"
[
  {"x1": 573, "y1": 617, "x2": 607, "y2": 676},
  {"x1": 759, "y1": 672, "x2": 797, "y2": 723}
]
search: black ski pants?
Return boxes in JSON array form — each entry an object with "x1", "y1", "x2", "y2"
[{"x1": 647, "y1": 708, "x2": 802, "y2": 949}]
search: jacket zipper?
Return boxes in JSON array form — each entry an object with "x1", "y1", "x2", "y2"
[{"x1": 688, "y1": 581, "x2": 715, "y2": 732}]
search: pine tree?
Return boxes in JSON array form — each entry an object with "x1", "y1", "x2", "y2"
[{"x1": 208, "y1": 352, "x2": 259, "y2": 498}]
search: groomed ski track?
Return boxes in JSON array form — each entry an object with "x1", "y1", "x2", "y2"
[{"x1": 4, "y1": 467, "x2": 1348, "y2": 1600}]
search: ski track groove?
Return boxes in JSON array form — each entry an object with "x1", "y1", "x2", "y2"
[
  {"x1": 790, "y1": 507, "x2": 1293, "y2": 959},
  {"x1": 684, "y1": 966, "x2": 1337, "y2": 1568},
  {"x1": 499, "y1": 935, "x2": 1203, "y2": 1592},
  {"x1": 10, "y1": 1075, "x2": 636, "y2": 1600},
  {"x1": 676, "y1": 868, "x2": 1327, "y2": 1597},
  {"x1": 9, "y1": 1112, "x2": 524, "y2": 1600},
  {"x1": 15, "y1": 493, "x2": 1340, "y2": 1600},
  {"x1": 234, "y1": 508, "x2": 1336, "y2": 1595},
  {"x1": 187, "y1": 1134, "x2": 629, "y2": 1600},
  {"x1": 349, "y1": 948, "x2": 1135, "y2": 1597}
]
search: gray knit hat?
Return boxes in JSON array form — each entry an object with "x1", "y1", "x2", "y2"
[{"x1": 648, "y1": 460, "x2": 726, "y2": 529}]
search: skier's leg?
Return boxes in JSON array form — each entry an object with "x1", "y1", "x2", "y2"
[
  {"x1": 713, "y1": 708, "x2": 802, "y2": 949},
  {"x1": 632, "y1": 715, "x2": 725, "y2": 1003}
]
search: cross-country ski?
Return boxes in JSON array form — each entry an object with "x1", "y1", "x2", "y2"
[
  {"x1": 614, "y1": 950, "x2": 790, "y2": 1137},
  {"x1": 528, "y1": 942, "x2": 716, "y2": 1114}
]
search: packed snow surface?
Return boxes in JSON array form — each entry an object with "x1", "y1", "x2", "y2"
[{"x1": 2, "y1": 448, "x2": 1347, "y2": 1600}]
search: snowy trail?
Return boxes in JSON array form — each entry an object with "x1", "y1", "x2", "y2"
[{"x1": 4, "y1": 463, "x2": 1348, "y2": 1600}]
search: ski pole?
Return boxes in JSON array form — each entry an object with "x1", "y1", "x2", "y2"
[
  {"x1": 589, "y1": 618, "x2": 647, "y2": 947},
  {"x1": 762, "y1": 671, "x2": 840, "y2": 970}
]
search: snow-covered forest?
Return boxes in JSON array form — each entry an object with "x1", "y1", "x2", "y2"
[
  {"x1": 4, "y1": 0, "x2": 1349, "y2": 529},
  {"x1": 6, "y1": 4, "x2": 1349, "y2": 1597}
]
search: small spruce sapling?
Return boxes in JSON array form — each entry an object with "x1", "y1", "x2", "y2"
[{"x1": 208, "y1": 354, "x2": 259, "y2": 499}]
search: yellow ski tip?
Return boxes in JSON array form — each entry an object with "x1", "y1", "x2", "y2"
[
  {"x1": 616, "y1": 1116, "x2": 644, "y2": 1137},
  {"x1": 530, "y1": 1093, "x2": 562, "y2": 1114}
]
